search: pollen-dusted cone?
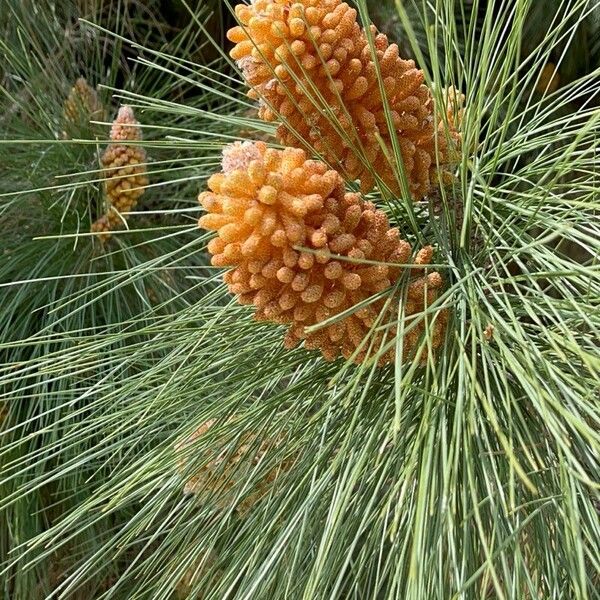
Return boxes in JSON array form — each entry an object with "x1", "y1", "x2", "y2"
[
  {"x1": 228, "y1": 0, "x2": 462, "y2": 198},
  {"x1": 62, "y1": 77, "x2": 105, "y2": 138},
  {"x1": 175, "y1": 419, "x2": 292, "y2": 516},
  {"x1": 92, "y1": 106, "x2": 148, "y2": 241},
  {"x1": 198, "y1": 141, "x2": 447, "y2": 365}
]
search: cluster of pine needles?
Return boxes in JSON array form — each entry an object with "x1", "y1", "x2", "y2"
[{"x1": 1, "y1": 0, "x2": 599, "y2": 598}]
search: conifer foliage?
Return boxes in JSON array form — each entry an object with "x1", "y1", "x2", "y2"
[{"x1": 0, "y1": 1, "x2": 598, "y2": 599}]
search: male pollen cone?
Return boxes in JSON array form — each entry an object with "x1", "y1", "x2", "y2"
[
  {"x1": 175, "y1": 419, "x2": 292, "y2": 516},
  {"x1": 91, "y1": 106, "x2": 148, "y2": 240},
  {"x1": 198, "y1": 141, "x2": 447, "y2": 365},
  {"x1": 227, "y1": 0, "x2": 462, "y2": 199},
  {"x1": 63, "y1": 77, "x2": 104, "y2": 129}
]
